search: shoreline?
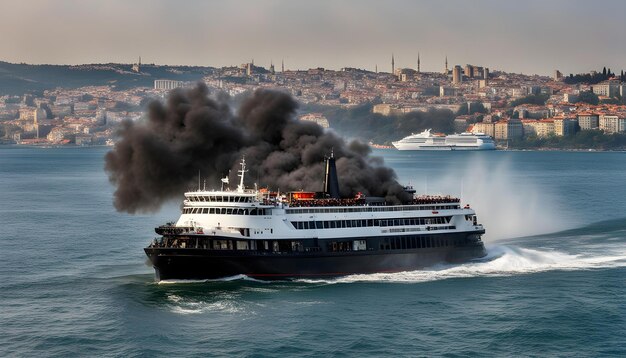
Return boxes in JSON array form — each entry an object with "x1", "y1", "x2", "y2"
[{"x1": 2, "y1": 142, "x2": 625, "y2": 152}]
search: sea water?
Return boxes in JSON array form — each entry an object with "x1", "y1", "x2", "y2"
[{"x1": 1, "y1": 147, "x2": 624, "y2": 357}]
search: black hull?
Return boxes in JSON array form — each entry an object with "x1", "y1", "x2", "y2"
[{"x1": 145, "y1": 241, "x2": 487, "y2": 281}]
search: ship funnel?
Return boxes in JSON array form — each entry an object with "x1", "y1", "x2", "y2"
[{"x1": 323, "y1": 151, "x2": 340, "y2": 199}]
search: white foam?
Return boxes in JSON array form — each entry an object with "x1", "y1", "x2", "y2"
[
  {"x1": 297, "y1": 244, "x2": 626, "y2": 285},
  {"x1": 166, "y1": 294, "x2": 246, "y2": 315},
  {"x1": 158, "y1": 274, "x2": 266, "y2": 285}
]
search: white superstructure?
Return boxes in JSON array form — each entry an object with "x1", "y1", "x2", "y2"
[
  {"x1": 392, "y1": 129, "x2": 495, "y2": 151},
  {"x1": 170, "y1": 158, "x2": 483, "y2": 244}
]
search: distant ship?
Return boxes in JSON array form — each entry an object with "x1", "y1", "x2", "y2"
[
  {"x1": 144, "y1": 155, "x2": 487, "y2": 281},
  {"x1": 392, "y1": 129, "x2": 496, "y2": 151}
]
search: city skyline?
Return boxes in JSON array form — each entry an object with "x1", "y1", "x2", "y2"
[{"x1": 2, "y1": 0, "x2": 626, "y2": 76}]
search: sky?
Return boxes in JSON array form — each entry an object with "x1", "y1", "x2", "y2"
[{"x1": 1, "y1": 0, "x2": 625, "y2": 76}]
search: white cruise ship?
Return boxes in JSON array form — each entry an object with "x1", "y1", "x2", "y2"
[{"x1": 392, "y1": 129, "x2": 496, "y2": 151}]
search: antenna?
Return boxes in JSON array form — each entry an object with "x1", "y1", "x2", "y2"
[
  {"x1": 198, "y1": 170, "x2": 201, "y2": 191},
  {"x1": 237, "y1": 156, "x2": 248, "y2": 193}
]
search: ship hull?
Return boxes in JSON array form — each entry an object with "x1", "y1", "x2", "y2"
[
  {"x1": 392, "y1": 144, "x2": 496, "y2": 151},
  {"x1": 145, "y1": 236, "x2": 486, "y2": 281}
]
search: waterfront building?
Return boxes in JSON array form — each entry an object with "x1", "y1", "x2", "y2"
[
  {"x1": 299, "y1": 113, "x2": 330, "y2": 128},
  {"x1": 599, "y1": 114, "x2": 626, "y2": 133},
  {"x1": 495, "y1": 119, "x2": 523, "y2": 140},
  {"x1": 577, "y1": 113, "x2": 599, "y2": 130},
  {"x1": 553, "y1": 117, "x2": 578, "y2": 136},
  {"x1": 521, "y1": 119, "x2": 555, "y2": 138},
  {"x1": 471, "y1": 122, "x2": 495, "y2": 137},
  {"x1": 154, "y1": 80, "x2": 185, "y2": 90}
]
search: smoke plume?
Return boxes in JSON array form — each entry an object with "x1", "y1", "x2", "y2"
[{"x1": 105, "y1": 84, "x2": 410, "y2": 213}]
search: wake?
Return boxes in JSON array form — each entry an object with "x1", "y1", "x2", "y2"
[{"x1": 297, "y1": 243, "x2": 626, "y2": 284}]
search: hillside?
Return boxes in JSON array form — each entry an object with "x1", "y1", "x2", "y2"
[{"x1": 0, "y1": 61, "x2": 215, "y2": 95}]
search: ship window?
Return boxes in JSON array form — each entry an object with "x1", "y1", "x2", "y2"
[
  {"x1": 214, "y1": 240, "x2": 229, "y2": 250},
  {"x1": 202, "y1": 208, "x2": 208, "y2": 214},
  {"x1": 236, "y1": 241, "x2": 249, "y2": 250},
  {"x1": 323, "y1": 221, "x2": 330, "y2": 229},
  {"x1": 316, "y1": 221, "x2": 323, "y2": 229},
  {"x1": 303, "y1": 222, "x2": 309, "y2": 230}
]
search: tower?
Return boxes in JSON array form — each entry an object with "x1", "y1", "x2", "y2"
[
  {"x1": 417, "y1": 52, "x2": 421, "y2": 73},
  {"x1": 132, "y1": 56, "x2": 141, "y2": 73},
  {"x1": 391, "y1": 53, "x2": 395, "y2": 74},
  {"x1": 453, "y1": 65, "x2": 462, "y2": 84},
  {"x1": 270, "y1": 60, "x2": 275, "y2": 75}
]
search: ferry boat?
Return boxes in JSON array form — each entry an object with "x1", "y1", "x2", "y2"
[
  {"x1": 144, "y1": 156, "x2": 487, "y2": 280},
  {"x1": 392, "y1": 129, "x2": 495, "y2": 151}
]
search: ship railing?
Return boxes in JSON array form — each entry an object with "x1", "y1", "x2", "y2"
[{"x1": 155, "y1": 225, "x2": 196, "y2": 236}]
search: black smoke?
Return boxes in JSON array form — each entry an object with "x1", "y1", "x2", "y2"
[{"x1": 105, "y1": 84, "x2": 411, "y2": 213}]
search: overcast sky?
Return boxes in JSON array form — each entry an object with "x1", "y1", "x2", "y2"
[{"x1": 2, "y1": 0, "x2": 625, "y2": 75}]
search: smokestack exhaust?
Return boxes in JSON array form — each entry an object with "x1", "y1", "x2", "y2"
[{"x1": 105, "y1": 84, "x2": 411, "y2": 213}]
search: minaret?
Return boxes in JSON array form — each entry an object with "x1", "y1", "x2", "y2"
[
  {"x1": 391, "y1": 53, "x2": 395, "y2": 74},
  {"x1": 444, "y1": 55, "x2": 448, "y2": 75},
  {"x1": 417, "y1": 52, "x2": 421, "y2": 73},
  {"x1": 281, "y1": 59, "x2": 284, "y2": 72},
  {"x1": 375, "y1": 64, "x2": 378, "y2": 73}
]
